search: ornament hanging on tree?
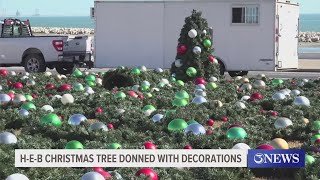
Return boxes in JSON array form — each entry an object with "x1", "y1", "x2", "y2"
[
  {"x1": 203, "y1": 39, "x2": 212, "y2": 48},
  {"x1": 188, "y1": 29, "x2": 197, "y2": 38},
  {"x1": 177, "y1": 44, "x2": 187, "y2": 54},
  {"x1": 193, "y1": 46, "x2": 201, "y2": 54},
  {"x1": 202, "y1": 29, "x2": 207, "y2": 35},
  {"x1": 186, "y1": 67, "x2": 197, "y2": 77},
  {"x1": 175, "y1": 59, "x2": 183, "y2": 68}
]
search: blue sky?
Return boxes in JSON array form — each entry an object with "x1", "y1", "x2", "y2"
[{"x1": 0, "y1": 0, "x2": 319, "y2": 16}]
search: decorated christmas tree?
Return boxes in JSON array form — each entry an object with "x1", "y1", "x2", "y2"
[{"x1": 170, "y1": 10, "x2": 221, "y2": 82}]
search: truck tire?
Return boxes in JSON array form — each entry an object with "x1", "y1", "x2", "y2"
[
  {"x1": 228, "y1": 71, "x2": 248, "y2": 77},
  {"x1": 55, "y1": 63, "x2": 76, "y2": 75},
  {"x1": 215, "y1": 57, "x2": 225, "y2": 75},
  {"x1": 23, "y1": 54, "x2": 46, "y2": 73}
]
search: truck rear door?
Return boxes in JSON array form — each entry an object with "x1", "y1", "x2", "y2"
[{"x1": 276, "y1": 2, "x2": 299, "y2": 69}]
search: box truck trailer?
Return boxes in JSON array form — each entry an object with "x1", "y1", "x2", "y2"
[{"x1": 92, "y1": 0, "x2": 299, "y2": 77}]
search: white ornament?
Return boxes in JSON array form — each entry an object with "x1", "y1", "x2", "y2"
[
  {"x1": 235, "y1": 101, "x2": 246, "y2": 109},
  {"x1": 0, "y1": 132, "x2": 17, "y2": 144},
  {"x1": 160, "y1": 79, "x2": 169, "y2": 85},
  {"x1": 81, "y1": 172, "x2": 105, "y2": 180},
  {"x1": 9, "y1": 71, "x2": 16, "y2": 76},
  {"x1": 202, "y1": 30, "x2": 207, "y2": 35},
  {"x1": 232, "y1": 143, "x2": 251, "y2": 150},
  {"x1": 175, "y1": 59, "x2": 183, "y2": 68},
  {"x1": 193, "y1": 46, "x2": 201, "y2": 54},
  {"x1": 209, "y1": 77, "x2": 218, "y2": 82},
  {"x1": 44, "y1": 72, "x2": 52, "y2": 76},
  {"x1": 61, "y1": 94, "x2": 74, "y2": 105},
  {"x1": 96, "y1": 78, "x2": 102, "y2": 86},
  {"x1": 6, "y1": 173, "x2": 29, "y2": 180},
  {"x1": 188, "y1": 29, "x2": 197, "y2": 38},
  {"x1": 41, "y1": 105, "x2": 54, "y2": 112},
  {"x1": 139, "y1": 65, "x2": 147, "y2": 72},
  {"x1": 52, "y1": 95, "x2": 62, "y2": 101}
]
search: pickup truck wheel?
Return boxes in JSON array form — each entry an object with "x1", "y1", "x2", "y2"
[
  {"x1": 56, "y1": 63, "x2": 76, "y2": 75},
  {"x1": 23, "y1": 54, "x2": 46, "y2": 73},
  {"x1": 228, "y1": 71, "x2": 249, "y2": 77}
]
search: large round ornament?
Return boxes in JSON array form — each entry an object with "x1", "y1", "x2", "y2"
[
  {"x1": 270, "y1": 138, "x2": 289, "y2": 149},
  {"x1": 203, "y1": 39, "x2": 212, "y2": 48},
  {"x1": 114, "y1": 92, "x2": 126, "y2": 99},
  {"x1": 272, "y1": 92, "x2": 286, "y2": 100},
  {"x1": 305, "y1": 154, "x2": 315, "y2": 165},
  {"x1": 40, "y1": 113, "x2": 62, "y2": 128},
  {"x1": 250, "y1": 93, "x2": 263, "y2": 101},
  {"x1": 175, "y1": 59, "x2": 183, "y2": 68},
  {"x1": 41, "y1": 105, "x2": 54, "y2": 112},
  {"x1": 12, "y1": 94, "x2": 26, "y2": 105},
  {"x1": 192, "y1": 96, "x2": 207, "y2": 104},
  {"x1": 68, "y1": 114, "x2": 87, "y2": 125},
  {"x1": 58, "y1": 84, "x2": 71, "y2": 92},
  {"x1": 185, "y1": 123, "x2": 206, "y2": 135},
  {"x1": 0, "y1": 132, "x2": 17, "y2": 144},
  {"x1": 143, "y1": 142, "x2": 157, "y2": 149},
  {"x1": 6, "y1": 173, "x2": 29, "y2": 180},
  {"x1": 66, "y1": 140, "x2": 84, "y2": 149},
  {"x1": 177, "y1": 44, "x2": 187, "y2": 54},
  {"x1": 194, "y1": 78, "x2": 206, "y2": 85},
  {"x1": 72, "y1": 69, "x2": 83, "y2": 77},
  {"x1": 0, "y1": 94, "x2": 11, "y2": 105},
  {"x1": 81, "y1": 172, "x2": 105, "y2": 180},
  {"x1": 89, "y1": 122, "x2": 108, "y2": 132},
  {"x1": 172, "y1": 98, "x2": 188, "y2": 107},
  {"x1": 239, "y1": 83, "x2": 252, "y2": 91},
  {"x1": 226, "y1": 127, "x2": 247, "y2": 139},
  {"x1": 186, "y1": 67, "x2": 197, "y2": 77},
  {"x1": 107, "y1": 143, "x2": 122, "y2": 149},
  {"x1": 290, "y1": 89, "x2": 301, "y2": 96},
  {"x1": 21, "y1": 102, "x2": 36, "y2": 111},
  {"x1": 74, "y1": 83, "x2": 84, "y2": 91},
  {"x1": 168, "y1": 119, "x2": 188, "y2": 132},
  {"x1": 61, "y1": 94, "x2": 74, "y2": 105},
  {"x1": 196, "y1": 84, "x2": 206, "y2": 90},
  {"x1": 209, "y1": 76, "x2": 218, "y2": 82},
  {"x1": 26, "y1": 79, "x2": 36, "y2": 86},
  {"x1": 256, "y1": 144, "x2": 274, "y2": 150},
  {"x1": 175, "y1": 90, "x2": 189, "y2": 99},
  {"x1": 232, "y1": 143, "x2": 251, "y2": 149},
  {"x1": 13, "y1": 82, "x2": 23, "y2": 89},
  {"x1": 253, "y1": 80, "x2": 266, "y2": 89},
  {"x1": 235, "y1": 101, "x2": 246, "y2": 109},
  {"x1": 18, "y1": 109, "x2": 29, "y2": 117},
  {"x1": 152, "y1": 114, "x2": 164, "y2": 123},
  {"x1": 135, "y1": 168, "x2": 158, "y2": 180},
  {"x1": 0, "y1": 69, "x2": 8, "y2": 76},
  {"x1": 85, "y1": 74, "x2": 96, "y2": 82},
  {"x1": 193, "y1": 46, "x2": 201, "y2": 55},
  {"x1": 293, "y1": 96, "x2": 310, "y2": 106},
  {"x1": 272, "y1": 79, "x2": 284, "y2": 85},
  {"x1": 188, "y1": 29, "x2": 197, "y2": 38},
  {"x1": 274, "y1": 117, "x2": 293, "y2": 129}
]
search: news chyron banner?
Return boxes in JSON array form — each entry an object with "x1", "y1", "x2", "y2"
[{"x1": 15, "y1": 149, "x2": 305, "y2": 168}]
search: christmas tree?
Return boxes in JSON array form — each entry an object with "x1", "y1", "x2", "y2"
[{"x1": 170, "y1": 10, "x2": 221, "y2": 82}]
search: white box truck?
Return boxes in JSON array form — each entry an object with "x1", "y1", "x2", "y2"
[{"x1": 93, "y1": 0, "x2": 299, "y2": 77}]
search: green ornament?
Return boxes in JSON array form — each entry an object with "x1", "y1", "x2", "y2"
[
  {"x1": 74, "y1": 83, "x2": 84, "y2": 91},
  {"x1": 141, "y1": 85, "x2": 149, "y2": 91},
  {"x1": 72, "y1": 69, "x2": 83, "y2": 77},
  {"x1": 226, "y1": 127, "x2": 247, "y2": 139},
  {"x1": 170, "y1": 77, "x2": 176, "y2": 82},
  {"x1": 186, "y1": 67, "x2": 197, "y2": 77},
  {"x1": 311, "y1": 134, "x2": 320, "y2": 144},
  {"x1": 85, "y1": 74, "x2": 96, "y2": 82},
  {"x1": 65, "y1": 140, "x2": 84, "y2": 149},
  {"x1": 87, "y1": 81, "x2": 96, "y2": 87},
  {"x1": 172, "y1": 98, "x2": 188, "y2": 107},
  {"x1": 175, "y1": 90, "x2": 189, "y2": 99},
  {"x1": 25, "y1": 94, "x2": 33, "y2": 101},
  {"x1": 157, "y1": 82, "x2": 165, "y2": 88},
  {"x1": 305, "y1": 154, "x2": 315, "y2": 165},
  {"x1": 207, "y1": 82, "x2": 218, "y2": 89},
  {"x1": 107, "y1": 143, "x2": 122, "y2": 149},
  {"x1": 168, "y1": 119, "x2": 188, "y2": 132},
  {"x1": 187, "y1": 119, "x2": 199, "y2": 125},
  {"x1": 313, "y1": 121, "x2": 320, "y2": 129},
  {"x1": 131, "y1": 68, "x2": 141, "y2": 75},
  {"x1": 40, "y1": 113, "x2": 62, "y2": 128},
  {"x1": 203, "y1": 39, "x2": 212, "y2": 48},
  {"x1": 8, "y1": 90, "x2": 15, "y2": 93},
  {"x1": 272, "y1": 79, "x2": 284, "y2": 85},
  {"x1": 176, "y1": 80, "x2": 184, "y2": 86},
  {"x1": 142, "y1": 105, "x2": 156, "y2": 111},
  {"x1": 21, "y1": 102, "x2": 36, "y2": 111},
  {"x1": 114, "y1": 92, "x2": 126, "y2": 99},
  {"x1": 146, "y1": 93, "x2": 152, "y2": 98}
]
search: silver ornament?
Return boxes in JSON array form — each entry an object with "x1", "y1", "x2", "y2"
[
  {"x1": 41, "y1": 105, "x2": 54, "y2": 112},
  {"x1": 235, "y1": 101, "x2": 246, "y2": 109},
  {"x1": 195, "y1": 84, "x2": 206, "y2": 90},
  {"x1": 0, "y1": 132, "x2": 17, "y2": 144},
  {"x1": 26, "y1": 79, "x2": 36, "y2": 86},
  {"x1": 68, "y1": 114, "x2": 87, "y2": 125},
  {"x1": 185, "y1": 123, "x2": 206, "y2": 135},
  {"x1": 272, "y1": 92, "x2": 286, "y2": 100},
  {"x1": 18, "y1": 109, "x2": 29, "y2": 117},
  {"x1": 175, "y1": 59, "x2": 183, "y2": 68},
  {"x1": 188, "y1": 29, "x2": 197, "y2": 38},
  {"x1": 81, "y1": 172, "x2": 105, "y2": 180},
  {"x1": 232, "y1": 143, "x2": 251, "y2": 149},
  {"x1": 192, "y1": 96, "x2": 207, "y2": 104},
  {"x1": 274, "y1": 117, "x2": 293, "y2": 129},
  {"x1": 239, "y1": 83, "x2": 252, "y2": 91},
  {"x1": 12, "y1": 94, "x2": 26, "y2": 105},
  {"x1": 293, "y1": 96, "x2": 310, "y2": 106},
  {"x1": 241, "y1": 96, "x2": 251, "y2": 101},
  {"x1": 116, "y1": 109, "x2": 125, "y2": 114},
  {"x1": 6, "y1": 173, "x2": 29, "y2": 180},
  {"x1": 195, "y1": 90, "x2": 206, "y2": 97},
  {"x1": 193, "y1": 46, "x2": 201, "y2": 54},
  {"x1": 154, "y1": 68, "x2": 163, "y2": 73},
  {"x1": 139, "y1": 65, "x2": 147, "y2": 72},
  {"x1": 89, "y1": 122, "x2": 108, "y2": 132},
  {"x1": 253, "y1": 80, "x2": 266, "y2": 89},
  {"x1": 290, "y1": 89, "x2": 301, "y2": 96},
  {"x1": 0, "y1": 94, "x2": 11, "y2": 105},
  {"x1": 152, "y1": 114, "x2": 164, "y2": 123},
  {"x1": 141, "y1": 81, "x2": 150, "y2": 87},
  {"x1": 209, "y1": 77, "x2": 218, "y2": 82},
  {"x1": 132, "y1": 85, "x2": 140, "y2": 91}
]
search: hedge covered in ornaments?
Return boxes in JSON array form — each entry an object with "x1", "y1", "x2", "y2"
[{"x1": 0, "y1": 67, "x2": 320, "y2": 179}]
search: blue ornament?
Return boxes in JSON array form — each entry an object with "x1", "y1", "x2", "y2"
[{"x1": 185, "y1": 123, "x2": 206, "y2": 135}]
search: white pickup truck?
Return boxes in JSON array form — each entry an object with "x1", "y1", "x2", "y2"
[{"x1": 0, "y1": 18, "x2": 93, "y2": 74}]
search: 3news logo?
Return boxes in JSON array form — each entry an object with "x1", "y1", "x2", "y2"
[{"x1": 248, "y1": 149, "x2": 305, "y2": 168}]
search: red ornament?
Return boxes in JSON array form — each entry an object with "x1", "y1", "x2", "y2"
[
  {"x1": 194, "y1": 78, "x2": 206, "y2": 85},
  {"x1": 270, "y1": 111, "x2": 278, "y2": 117},
  {"x1": 135, "y1": 168, "x2": 158, "y2": 180},
  {"x1": 93, "y1": 167, "x2": 104, "y2": 172},
  {"x1": 127, "y1": 91, "x2": 138, "y2": 98},
  {"x1": 58, "y1": 116, "x2": 63, "y2": 120},
  {"x1": 95, "y1": 107, "x2": 103, "y2": 113},
  {"x1": 208, "y1": 55, "x2": 215, "y2": 62},
  {"x1": 138, "y1": 94, "x2": 144, "y2": 99},
  {"x1": 97, "y1": 171, "x2": 112, "y2": 179},
  {"x1": 107, "y1": 124, "x2": 114, "y2": 129},
  {"x1": 143, "y1": 142, "x2": 157, "y2": 149},
  {"x1": 222, "y1": 117, "x2": 228, "y2": 122},
  {"x1": 184, "y1": 145, "x2": 192, "y2": 149},
  {"x1": 315, "y1": 139, "x2": 320, "y2": 144},
  {"x1": 0, "y1": 69, "x2": 8, "y2": 76},
  {"x1": 261, "y1": 109, "x2": 266, "y2": 114},
  {"x1": 206, "y1": 119, "x2": 214, "y2": 126},
  {"x1": 206, "y1": 129, "x2": 213, "y2": 134},
  {"x1": 113, "y1": 89, "x2": 118, "y2": 93},
  {"x1": 45, "y1": 84, "x2": 55, "y2": 89},
  {"x1": 58, "y1": 84, "x2": 71, "y2": 92},
  {"x1": 32, "y1": 94, "x2": 37, "y2": 98},
  {"x1": 291, "y1": 81, "x2": 296, "y2": 85},
  {"x1": 13, "y1": 82, "x2": 23, "y2": 89},
  {"x1": 177, "y1": 44, "x2": 187, "y2": 54},
  {"x1": 256, "y1": 144, "x2": 274, "y2": 150},
  {"x1": 7, "y1": 80, "x2": 12, "y2": 85},
  {"x1": 228, "y1": 124, "x2": 242, "y2": 129},
  {"x1": 7, "y1": 92, "x2": 14, "y2": 99},
  {"x1": 250, "y1": 93, "x2": 263, "y2": 101}
]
